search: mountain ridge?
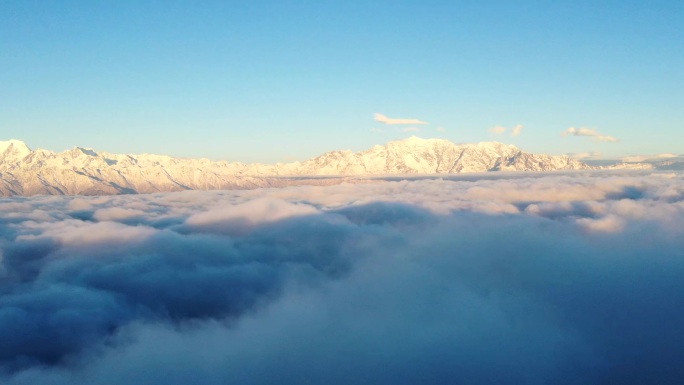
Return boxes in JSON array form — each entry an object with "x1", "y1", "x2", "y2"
[{"x1": 1, "y1": 137, "x2": 590, "y2": 196}]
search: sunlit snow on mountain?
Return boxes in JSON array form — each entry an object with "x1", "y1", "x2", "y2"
[
  {"x1": 0, "y1": 137, "x2": 589, "y2": 196},
  {"x1": 1, "y1": 171, "x2": 684, "y2": 384}
]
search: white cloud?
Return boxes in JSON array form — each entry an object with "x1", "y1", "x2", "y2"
[
  {"x1": 436, "y1": 126, "x2": 445, "y2": 132},
  {"x1": 567, "y1": 152, "x2": 601, "y2": 160},
  {"x1": 93, "y1": 207, "x2": 146, "y2": 222},
  {"x1": 374, "y1": 113, "x2": 428, "y2": 125},
  {"x1": 68, "y1": 198, "x2": 93, "y2": 211},
  {"x1": 17, "y1": 220, "x2": 158, "y2": 246},
  {"x1": 621, "y1": 155, "x2": 649, "y2": 163},
  {"x1": 490, "y1": 124, "x2": 524, "y2": 137},
  {"x1": 576, "y1": 214, "x2": 625, "y2": 233},
  {"x1": 510, "y1": 124, "x2": 524, "y2": 137},
  {"x1": 489, "y1": 125, "x2": 507, "y2": 135},
  {"x1": 402, "y1": 127, "x2": 420, "y2": 133},
  {"x1": 621, "y1": 153, "x2": 678, "y2": 163},
  {"x1": 185, "y1": 197, "x2": 320, "y2": 235},
  {"x1": 563, "y1": 127, "x2": 619, "y2": 142}
]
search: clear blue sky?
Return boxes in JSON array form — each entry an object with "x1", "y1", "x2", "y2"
[{"x1": 2, "y1": 0, "x2": 683, "y2": 162}]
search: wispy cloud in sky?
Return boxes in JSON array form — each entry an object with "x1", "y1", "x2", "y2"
[
  {"x1": 403, "y1": 127, "x2": 420, "y2": 133},
  {"x1": 489, "y1": 124, "x2": 524, "y2": 137},
  {"x1": 374, "y1": 113, "x2": 428, "y2": 125},
  {"x1": 564, "y1": 127, "x2": 619, "y2": 142},
  {"x1": 489, "y1": 125, "x2": 507, "y2": 135},
  {"x1": 568, "y1": 151, "x2": 601, "y2": 160},
  {"x1": 621, "y1": 153, "x2": 679, "y2": 163},
  {"x1": 511, "y1": 124, "x2": 524, "y2": 137}
]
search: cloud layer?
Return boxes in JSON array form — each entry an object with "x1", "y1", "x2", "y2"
[{"x1": 1, "y1": 172, "x2": 684, "y2": 384}]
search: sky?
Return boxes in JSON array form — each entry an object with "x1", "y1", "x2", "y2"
[{"x1": 1, "y1": 0, "x2": 683, "y2": 163}]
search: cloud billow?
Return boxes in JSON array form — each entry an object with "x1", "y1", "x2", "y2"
[{"x1": 1, "y1": 172, "x2": 684, "y2": 384}]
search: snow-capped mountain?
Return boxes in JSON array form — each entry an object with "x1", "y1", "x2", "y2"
[
  {"x1": 0, "y1": 137, "x2": 589, "y2": 196},
  {"x1": 293, "y1": 137, "x2": 588, "y2": 175}
]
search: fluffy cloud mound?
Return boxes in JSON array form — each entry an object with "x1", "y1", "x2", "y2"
[{"x1": 1, "y1": 172, "x2": 684, "y2": 384}]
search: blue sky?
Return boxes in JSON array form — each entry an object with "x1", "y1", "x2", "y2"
[{"x1": 2, "y1": 0, "x2": 683, "y2": 162}]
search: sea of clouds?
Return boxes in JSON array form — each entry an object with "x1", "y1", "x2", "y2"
[{"x1": 1, "y1": 171, "x2": 684, "y2": 384}]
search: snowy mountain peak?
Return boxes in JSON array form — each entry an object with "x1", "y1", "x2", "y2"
[
  {"x1": 0, "y1": 139, "x2": 32, "y2": 160},
  {"x1": 476, "y1": 141, "x2": 515, "y2": 148},
  {"x1": 69, "y1": 147, "x2": 99, "y2": 157},
  {"x1": 397, "y1": 135, "x2": 429, "y2": 143},
  {"x1": 1, "y1": 138, "x2": 592, "y2": 196}
]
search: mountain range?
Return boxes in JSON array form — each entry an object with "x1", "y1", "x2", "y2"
[{"x1": 1, "y1": 137, "x2": 591, "y2": 196}]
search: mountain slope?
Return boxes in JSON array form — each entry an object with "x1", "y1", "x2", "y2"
[
  {"x1": 0, "y1": 137, "x2": 590, "y2": 196},
  {"x1": 291, "y1": 137, "x2": 587, "y2": 175}
]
